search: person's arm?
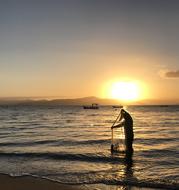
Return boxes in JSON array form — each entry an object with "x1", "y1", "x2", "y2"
[
  {"x1": 118, "y1": 112, "x2": 123, "y2": 122},
  {"x1": 111, "y1": 120, "x2": 125, "y2": 129}
]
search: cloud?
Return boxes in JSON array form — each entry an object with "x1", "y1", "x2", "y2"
[
  {"x1": 165, "y1": 70, "x2": 179, "y2": 78},
  {"x1": 159, "y1": 69, "x2": 179, "y2": 78}
]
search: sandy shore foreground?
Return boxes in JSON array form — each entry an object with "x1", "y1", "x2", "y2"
[
  {"x1": 0, "y1": 174, "x2": 82, "y2": 190},
  {"x1": 0, "y1": 173, "x2": 170, "y2": 190}
]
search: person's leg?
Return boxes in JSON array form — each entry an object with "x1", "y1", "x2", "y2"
[{"x1": 125, "y1": 139, "x2": 133, "y2": 153}]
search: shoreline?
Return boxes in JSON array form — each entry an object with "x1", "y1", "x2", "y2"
[
  {"x1": 0, "y1": 173, "x2": 83, "y2": 190},
  {"x1": 0, "y1": 173, "x2": 175, "y2": 190}
]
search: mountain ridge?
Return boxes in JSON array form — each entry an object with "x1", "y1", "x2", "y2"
[
  {"x1": 0, "y1": 96, "x2": 179, "y2": 106},
  {"x1": 0, "y1": 96, "x2": 121, "y2": 106}
]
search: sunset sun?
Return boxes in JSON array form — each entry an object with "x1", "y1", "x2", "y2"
[{"x1": 110, "y1": 81, "x2": 140, "y2": 102}]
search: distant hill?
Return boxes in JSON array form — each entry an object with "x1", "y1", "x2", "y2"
[
  {"x1": 0, "y1": 96, "x2": 122, "y2": 106},
  {"x1": 0, "y1": 96, "x2": 178, "y2": 106},
  {"x1": 49, "y1": 96, "x2": 122, "y2": 106}
]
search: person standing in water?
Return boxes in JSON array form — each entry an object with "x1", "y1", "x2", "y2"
[{"x1": 111, "y1": 109, "x2": 134, "y2": 153}]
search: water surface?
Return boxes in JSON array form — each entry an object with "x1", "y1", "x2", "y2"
[{"x1": 0, "y1": 105, "x2": 178, "y2": 189}]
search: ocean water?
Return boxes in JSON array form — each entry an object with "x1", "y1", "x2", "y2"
[{"x1": 0, "y1": 105, "x2": 178, "y2": 189}]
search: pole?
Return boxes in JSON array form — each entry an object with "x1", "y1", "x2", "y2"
[
  {"x1": 111, "y1": 112, "x2": 121, "y2": 152},
  {"x1": 111, "y1": 127, "x2": 114, "y2": 152}
]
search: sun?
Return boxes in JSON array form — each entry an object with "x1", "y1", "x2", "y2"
[{"x1": 110, "y1": 81, "x2": 140, "y2": 102}]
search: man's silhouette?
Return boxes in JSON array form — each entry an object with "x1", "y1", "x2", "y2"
[{"x1": 111, "y1": 109, "x2": 134, "y2": 153}]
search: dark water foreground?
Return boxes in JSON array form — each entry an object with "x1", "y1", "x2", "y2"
[{"x1": 0, "y1": 105, "x2": 178, "y2": 189}]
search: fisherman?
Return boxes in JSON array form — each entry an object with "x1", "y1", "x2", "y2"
[{"x1": 111, "y1": 109, "x2": 134, "y2": 153}]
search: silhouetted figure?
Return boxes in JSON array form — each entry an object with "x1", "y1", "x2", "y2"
[{"x1": 111, "y1": 109, "x2": 134, "y2": 153}]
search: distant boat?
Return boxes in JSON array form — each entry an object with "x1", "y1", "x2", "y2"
[
  {"x1": 112, "y1": 105, "x2": 123, "y2": 109},
  {"x1": 83, "y1": 103, "x2": 99, "y2": 109}
]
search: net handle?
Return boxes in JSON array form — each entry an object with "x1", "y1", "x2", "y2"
[{"x1": 111, "y1": 112, "x2": 121, "y2": 151}]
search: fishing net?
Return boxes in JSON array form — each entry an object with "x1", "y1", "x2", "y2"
[{"x1": 112, "y1": 126, "x2": 125, "y2": 152}]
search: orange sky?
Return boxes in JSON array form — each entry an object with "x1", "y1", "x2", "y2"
[{"x1": 1, "y1": 1, "x2": 179, "y2": 103}]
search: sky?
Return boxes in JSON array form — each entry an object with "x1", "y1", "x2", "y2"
[{"x1": 1, "y1": 0, "x2": 179, "y2": 102}]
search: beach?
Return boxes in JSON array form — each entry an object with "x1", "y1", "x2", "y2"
[
  {"x1": 1, "y1": 0, "x2": 179, "y2": 189},
  {"x1": 0, "y1": 174, "x2": 82, "y2": 190},
  {"x1": 0, "y1": 173, "x2": 163, "y2": 190}
]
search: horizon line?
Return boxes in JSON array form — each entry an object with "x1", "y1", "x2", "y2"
[{"x1": 0, "y1": 96, "x2": 179, "y2": 105}]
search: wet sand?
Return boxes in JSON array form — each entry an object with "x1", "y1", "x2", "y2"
[
  {"x1": 0, "y1": 174, "x2": 82, "y2": 190},
  {"x1": 0, "y1": 173, "x2": 162, "y2": 190}
]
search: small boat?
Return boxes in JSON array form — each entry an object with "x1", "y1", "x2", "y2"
[
  {"x1": 112, "y1": 105, "x2": 123, "y2": 109},
  {"x1": 159, "y1": 105, "x2": 169, "y2": 107},
  {"x1": 83, "y1": 103, "x2": 99, "y2": 109}
]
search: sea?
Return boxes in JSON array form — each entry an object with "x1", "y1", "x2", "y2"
[{"x1": 0, "y1": 105, "x2": 178, "y2": 190}]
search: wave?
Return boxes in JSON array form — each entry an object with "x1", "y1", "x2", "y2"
[
  {"x1": 0, "y1": 152, "x2": 124, "y2": 163},
  {"x1": 135, "y1": 137, "x2": 179, "y2": 143},
  {"x1": 0, "y1": 139, "x2": 58, "y2": 147},
  {"x1": 0, "y1": 139, "x2": 110, "y2": 147},
  {"x1": 141, "y1": 149, "x2": 179, "y2": 156},
  {"x1": 93, "y1": 178, "x2": 179, "y2": 190},
  {"x1": 3, "y1": 172, "x2": 179, "y2": 190}
]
